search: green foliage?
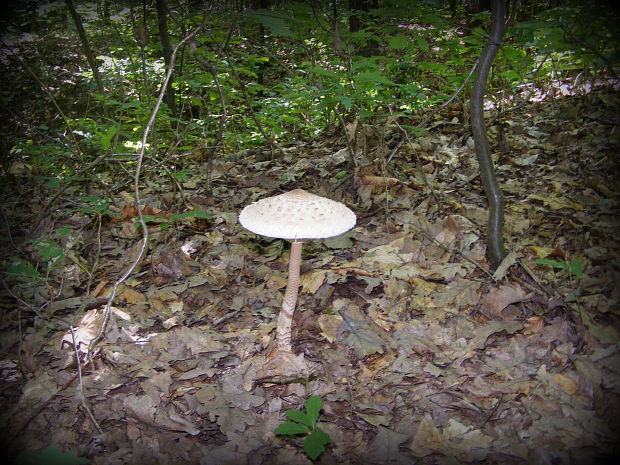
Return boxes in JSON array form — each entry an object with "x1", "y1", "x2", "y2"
[
  {"x1": 13, "y1": 445, "x2": 89, "y2": 465},
  {"x1": 172, "y1": 169, "x2": 196, "y2": 182},
  {"x1": 9, "y1": 139, "x2": 73, "y2": 179},
  {"x1": 142, "y1": 210, "x2": 211, "y2": 231},
  {"x1": 0, "y1": 0, "x2": 517, "y2": 165},
  {"x1": 95, "y1": 125, "x2": 118, "y2": 152},
  {"x1": 2, "y1": 0, "x2": 613, "y2": 194},
  {"x1": 508, "y1": 0, "x2": 620, "y2": 81},
  {"x1": 275, "y1": 395, "x2": 331, "y2": 460},
  {"x1": 535, "y1": 258, "x2": 584, "y2": 278},
  {"x1": 2, "y1": 238, "x2": 65, "y2": 288},
  {"x1": 74, "y1": 196, "x2": 114, "y2": 216},
  {"x1": 31, "y1": 238, "x2": 64, "y2": 266},
  {"x1": 0, "y1": 258, "x2": 42, "y2": 286},
  {"x1": 244, "y1": 9, "x2": 297, "y2": 37},
  {"x1": 1, "y1": 227, "x2": 84, "y2": 290}
]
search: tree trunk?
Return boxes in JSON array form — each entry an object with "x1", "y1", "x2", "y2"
[
  {"x1": 155, "y1": 0, "x2": 176, "y2": 114},
  {"x1": 98, "y1": 0, "x2": 111, "y2": 24},
  {"x1": 253, "y1": 0, "x2": 270, "y2": 88},
  {"x1": 348, "y1": 0, "x2": 378, "y2": 57},
  {"x1": 65, "y1": 0, "x2": 105, "y2": 95},
  {"x1": 470, "y1": 0, "x2": 507, "y2": 270}
]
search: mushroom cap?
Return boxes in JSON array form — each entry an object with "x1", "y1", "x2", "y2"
[{"x1": 239, "y1": 189, "x2": 356, "y2": 240}]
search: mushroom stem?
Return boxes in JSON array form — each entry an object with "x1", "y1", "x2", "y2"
[{"x1": 276, "y1": 240, "x2": 303, "y2": 352}]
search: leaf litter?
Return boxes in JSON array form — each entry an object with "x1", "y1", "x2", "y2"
[{"x1": 1, "y1": 85, "x2": 620, "y2": 465}]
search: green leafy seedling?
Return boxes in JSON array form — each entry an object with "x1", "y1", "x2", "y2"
[
  {"x1": 275, "y1": 395, "x2": 331, "y2": 460},
  {"x1": 172, "y1": 169, "x2": 195, "y2": 182},
  {"x1": 95, "y1": 125, "x2": 117, "y2": 152},
  {"x1": 535, "y1": 258, "x2": 584, "y2": 278},
  {"x1": 1, "y1": 258, "x2": 42, "y2": 286},
  {"x1": 77, "y1": 196, "x2": 114, "y2": 216}
]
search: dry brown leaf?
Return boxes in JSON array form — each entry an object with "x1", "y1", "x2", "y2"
[
  {"x1": 265, "y1": 274, "x2": 288, "y2": 291},
  {"x1": 171, "y1": 326, "x2": 226, "y2": 355},
  {"x1": 317, "y1": 313, "x2": 342, "y2": 343},
  {"x1": 60, "y1": 309, "x2": 103, "y2": 351},
  {"x1": 301, "y1": 269, "x2": 327, "y2": 294},
  {"x1": 409, "y1": 417, "x2": 444, "y2": 457},
  {"x1": 257, "y1": 348, "x2": 315, "y2": 378},
  {"x1": 481, "y1": 283, "x2": 531, "y2": 319},
  {"x1": 359, "y1": 175, "x2": 401, "y2": 187},
  {"x1": 123, "y1": 394, "x2": 200, "y2": 435},
  {"x1": 553, "y1": 372, "x2": 579, "y2": 395},
  {"x1": 524, "y1": 316, "x2": 545, "y2": 334},
  {"x1": 123, "y1": 287, "x2": 147, "y2": 304},
  {"x1": 526, "y1": 193, "x2": 583, "y2": 211},
  {"x1": 90, "y1": 280, "x2": 108, "y2": 297}
]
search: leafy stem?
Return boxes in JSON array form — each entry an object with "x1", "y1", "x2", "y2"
[{"x1": 274, "y1": 395, "x2": 331, "y2": 460}]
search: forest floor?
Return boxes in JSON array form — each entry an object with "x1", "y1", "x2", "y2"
[{"x1": 1, "y1": 78, "x2": 620, "y2": 465}]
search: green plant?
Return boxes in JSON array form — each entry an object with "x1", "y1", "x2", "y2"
[
  {"x1": 30, "y1": 238, "x2": 65, "y2": 273},
  {"x1": 535, "y1": 258, "x2": 584, "y2": 278},
  {"x1": 275, "y1": 395, "x2": 331, "y2": 460},
  {"x1": 171, "y1": 169, "x2": 196, "y2": 182},
  {"x1": 13, "y1": 444, "x2": 89, "y2": 465},
  {"x1": 142, "y1": 210, "x2": 211, "y2": 230},
  {"x1": 0, "y1": 258, "x2": 42, "y2": 288},
  {"x1": 1, "y1": 228, "x2": 79, "y2": 290},
  {"x1": 74, "y1": 196, "x2": 114, "y2": 217}
]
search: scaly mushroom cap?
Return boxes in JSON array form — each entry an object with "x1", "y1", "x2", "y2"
[{"x1": 239, "y1": 189, "x2": 356, "y2": 240}]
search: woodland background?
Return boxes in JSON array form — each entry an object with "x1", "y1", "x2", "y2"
[{"x1": 1, "y1": 1, "x2": 619, "y2": 464}]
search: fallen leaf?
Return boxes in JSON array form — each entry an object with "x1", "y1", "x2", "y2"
[
  {"x1": 60, "y1": 309, "x2": 103, "y2": 352},
  {"x1": 481, "y1": 283, "x2": 531, "y2": 319},
  {"x1": 409, "y1": 417, "x2": 444, "y2": 457},
  {"x1": 123, "y1": 287, "x2": 147, "y2": 304},
  {"x1": 317, "y1": 313, "x2": 343, "y2": 343},
  {"x1": 337, "y1": 307, "x2": 386, "y2": 357},
  {"x1": 469, "y1": 320, "x2": 523, "y2": 350},
  {"x1": 171, "y1": 326, "x2": 226, "y2": 355},
  {"x1": 301, "y1": 269, "x2": 327, "y2": 294},
  {"x1": 265, "y1": 274, "x2": 288, "y2": 291},
  {"x1": 365, "y1": 426, "x2": 411, "y2": 465},
  {"x1": 524, "y1": 316, "x2": 545, "y2": 334},
  {"x1": 527, "y1": 193, "x2": 583, "y2": 211},
  {"x1": 123, "y1": 394, "x2": 200, "y2": 435},
  {"x1": 553, "y1": 372, "x2": 579, "y2": 395}
]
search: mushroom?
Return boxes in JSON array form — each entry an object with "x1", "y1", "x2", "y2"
[{"x1": 239, "y1": 189, "x2": 356, "y2": 365}]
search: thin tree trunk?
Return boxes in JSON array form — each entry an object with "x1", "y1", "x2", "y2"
[
  {"x1": 98, "y1": 0, "x2": 111, "y2": 24},
  {"x1": 348, "y1": 0, "x2": 379, "y2": 57},
  {"x1": 253, "y1": 0, "x2": 270, "y2": 88},
  {"x1": 65, "y1": 0, "x2": 105, "y2": 94},
  {"x1": 129, "y1": 6, "x2": 151, "y2": 105},
  {"x1": 155, "y1": 0, "x2": 177, "y2": 114},
  {"x1": 470, "y1": 0, "x2": 507, "y2": 269}
]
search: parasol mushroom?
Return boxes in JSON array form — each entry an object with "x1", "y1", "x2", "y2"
[{"x1": 239, "y1": 189, "x2": 356, "y2": 369}]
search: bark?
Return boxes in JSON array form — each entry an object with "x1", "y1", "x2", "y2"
[
  {"x1": 98, "y1": 0, "x2": 111, "y2": 23},
  {"x1": 348, "y1": 0, "x2": 379, "y2": 57},
  {"x1": 277, "y1": 240, "x2": 303, "y2": 352},
  {"x1": 155, "y1": 0, "x2": 176, "y2": 114},
  {"x1": 470, "y1": 0, "x2": 507, "y2": 269},
  {"x1": 65, "y1": 0, "x2": 105, "y2": 95},
  {"x1": 190, "y1": 45, "x2": 227, "y2": 192},
  {"x1": 253, "y1": 0, "x2": 270, "y2": 88}
]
